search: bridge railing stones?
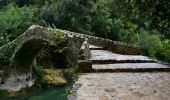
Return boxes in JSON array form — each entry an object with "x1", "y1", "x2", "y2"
[
  {"x1": 62, "y1": 29, "x2": 140, "y2": 55},
  {"x1": 78, "y1": 38, "x2": 92, "y2": 72},
  {"x1": 79, "y1": 38, "x2": 90, "y2": 60}
]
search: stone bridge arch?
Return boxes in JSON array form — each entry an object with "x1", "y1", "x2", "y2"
[
  {"x1": 13, "y1": 39, "x2": 48, "y2": 68},
  {"x1": 9, "y1": 25, "x2": 68, "y2": 69}
]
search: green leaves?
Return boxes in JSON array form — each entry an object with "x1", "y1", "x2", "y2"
[
  {"x1": 0, "y1": 4, "x2": 38, "y2": 45},
  {"x1": 139, "y1": 34, "x2": 163, "y2": 57},
  {"x1": 160, "y1": 40, "x2": 170, "y2": 62}
]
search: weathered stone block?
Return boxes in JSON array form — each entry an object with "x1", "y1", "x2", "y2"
[{"x1": 78, "y1": 60, "x2": 92, "y2": 72}]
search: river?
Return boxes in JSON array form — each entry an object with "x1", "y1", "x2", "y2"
[{"x1": 1, "y1": 86, "x2": 69, "y2": 100}]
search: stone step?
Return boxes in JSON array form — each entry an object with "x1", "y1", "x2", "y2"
[
  {"x1": 90, "y1": 50, "x2": 155, "y2": 64},
  {"x1": 92, "y1": 63, "x2": 170, "y2": 72},
  {"x1": 90, "y1": 59, "x2": 155, "y2": 64},
  {"x1": 89, "y1": 45, "x2": 104, "y2": 50}
]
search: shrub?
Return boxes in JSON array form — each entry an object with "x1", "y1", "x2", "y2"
[
  {"x1": 160, "y1": 40, "x2": 170, "y2": 63},
  {"x1": 112, "y1": 18, "x2": 139, "y2": 44},
  {"x1": 139, "y1": 33, "x2": 163, "y2": 58},
  {"x1": 0, "y1": 4, "x2": 38, "y2": 43},
  {"x1": 0, "y1": 33, "x2": 10, "y2": 46}
]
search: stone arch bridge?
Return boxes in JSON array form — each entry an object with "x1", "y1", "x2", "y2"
[
  {"x1": 0, "y1": 25, "x2": 170, "y2": 99},
  {"x1": 0, "y1": 25, "x2": 140, "y2": 69}
]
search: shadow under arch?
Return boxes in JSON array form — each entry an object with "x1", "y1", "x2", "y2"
[{"x1": 13, "y1": 39, "x2": 48, "y2": 68}]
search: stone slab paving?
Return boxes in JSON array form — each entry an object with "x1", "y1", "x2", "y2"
[
  {"x1": 89, "y1": 45, "x2": 104, "y2": 50},
  {"x1": 92, "y1": 63, "x2": 170, "y2": 69},
  {"x1": 90, "y1": 50, "x2": 153, "y2": 62},
  {"x1": 71, "y1": 73, "x2": 170, "y2": 100}
]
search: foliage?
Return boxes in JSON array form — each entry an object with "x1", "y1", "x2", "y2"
[
  {"x1": 113, "y1": 0, "x2": 170, "y2": 38},
  {"x1": 33, "y1": 65, "x2": 44, "y2": 80},
  {"x1": 92, "y1": 0, "x2": 113, "y2": 39},
  {"x1": 0, "y1": 4, "x2": 38, "y2": 45},
  {"x1": 64, "y1": 67, "x2": 78, "y2": 83},
  {"x1": 0, "y1": 33, "x2": 10, "y2": 46},
  {"x1": 46, "y1": 27, "x2": 66, "y2": 47},
  {"x1": 40, "y1": 0, "x2": 97, "y2": 35},
  {"x1": 160, "y1": 40, "x2": 170, "y2": 63},
  {"x1": 0, "y1": 90, "x2": 9, "y2": 98},
  {"x1": 112, "y1": 17, "x2": 139, "y2": 44},
  {"x1": 139, "y1": 33, "x2": 163, "y2": 58},
  {"x1": 14, "y1": 0, "x2": 45, "y2": 7},
  {"x1": 0, "y1": 43, "x2": 17, "y2": 64},
  {"x1": 39, "y1": 1, "x2": 61, "y2": 27}
]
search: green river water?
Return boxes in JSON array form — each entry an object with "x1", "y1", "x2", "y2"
[{"x1": 1, "y1": 86, "x2": 69, "y2": 100}]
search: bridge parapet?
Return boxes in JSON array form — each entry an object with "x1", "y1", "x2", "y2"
[{"x1": 62, "y1": 29, "x2": 140, "y2": 55}]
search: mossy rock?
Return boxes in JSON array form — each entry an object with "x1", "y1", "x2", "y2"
[{"x1": 41, "y1": 69, "x2": 67, "y2": 85}]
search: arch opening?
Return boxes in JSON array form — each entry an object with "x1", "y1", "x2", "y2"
[
  {"x1": 13, "y1": 39, "x2": 47, "y2": 68},
  {"x1": 13, "y1": 38, "x2": 68, "y2": 70}
]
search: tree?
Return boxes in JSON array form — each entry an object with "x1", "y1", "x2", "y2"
[
  {"x1": 0, "y1": 4, "x2": 38, "y2": 43},
  {"x1": 61, "y1": 0, "x2": 96, "y2": 34},
  {"x1": 92, "y1": 0, "x2": 113, "y2": 39},
  {"x1": 40, "y1": 0, "x2": 96, "y2": 35}
]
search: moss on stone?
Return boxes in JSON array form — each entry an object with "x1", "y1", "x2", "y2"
[
  {"x1": 41, "y1": 69, "x2": 67, "y2": 86},
  {"x1": 64, "y1": 67, "x2": 78, "y2": 83},
  {"x1": 45, "y1": 28, "x2": 66, "y2": 46}
]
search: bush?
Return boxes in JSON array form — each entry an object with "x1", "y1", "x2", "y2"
[
  {"x1": 92, "y1": 0, "x2": 113, "y2": 39},
  {"x1": 139, "y1": 33, "x2": 163, "y2": 58},
  {"x1": 160, "y1": 40, "x2": 170, "y2": 63},
  {"x1": 0, "y1": 33, "x2": 10, "y2": 46},
  {"x1": 112, "y1": 18, "x2": 139, "y2": 44},
  {"x1": 0, "y1": 4, "x2": 38, "y2": 44}
]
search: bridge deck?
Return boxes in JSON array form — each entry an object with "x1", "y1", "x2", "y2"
[
  {"x1": 69, "y1": 44, "x2": 170, "y2": 100},
  {"x1": 89, "y1": 45, "x2": 104, "y2": 50},
  {"x1": 92, "y1": 63, "x2": 170, "y2": 72},
  {"x1": 90, "y1": 50, "x2": 153, "y2": 62},
  {"x1": 70, "y1": 73, "x2": 170, "y2": 100}
]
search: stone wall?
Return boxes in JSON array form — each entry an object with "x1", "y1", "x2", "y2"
[{"x1": 61, "y1": 30, "x2": 140, "y2": 55}]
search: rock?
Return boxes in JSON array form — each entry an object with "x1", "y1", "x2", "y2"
[
  {"x1": 27, "y1": 80, "x2": 34, "y2": 87},
  {"x1": 0, "y1": 73, "x2": 34, "y2": 92},
  {"x1": 42, "y1": 69, "x2": 67, "y2": 85},
  {"x1": 78, "y1": 60, "x2": 92, "y2": 72}
]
